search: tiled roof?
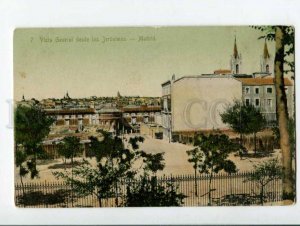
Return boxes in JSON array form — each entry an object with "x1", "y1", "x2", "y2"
[
  {"x1": 98, "y1": 107, "x2": 121, "y2": 113},
  {"x1": 122, "y1": 105, "x2": 161, "y2": 112},
  {"x1": 237, "y1": 77, "x2": 293, "y2": 86},
  {"x1": 214, "y1": 69, "x2": 232, "y2": 74},
  {"x1": 44, "y1": 108, "x2": 96, "y2": 115}
]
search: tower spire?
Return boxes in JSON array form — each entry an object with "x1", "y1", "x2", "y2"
[
  {"x1": 233, "y1": 36, "x2": 238, "y2": 59},
  {"x1": 263, "y1": 40, "x2": 270, "y2": 59},
  {"x1": 230, "y1": 35, "x2": 242, "y2": 74},
  {"x1": 260, "y1": 40, "x2": 272, "y2": 74}
]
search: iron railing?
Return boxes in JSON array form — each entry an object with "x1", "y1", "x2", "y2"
[{"x1": 15, "y1": 171, "x2": 282, "y2": 208}]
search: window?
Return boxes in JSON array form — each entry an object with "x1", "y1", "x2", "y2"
[
  {"x1": 144, "y1": 117, "x2": 148, "y2": 123},
  {"x1": 245, "y1": 99, "x2": 250, "y2": 106},
  {"x1": 285, "y1": 87, "x2": 289, "y2": 94},
  {"x1": 267, "y1": 87, "x2": 272, "y2": 94},
  {"x1": 255, "y1": 98, "x2": 260, "y2": 106},
  {"x1": 255, "y1": 87, "x2": 260, "y2": 94},
  {"x1": 236, "y1": 64, "x2": 239, "y2": 74},
  {"x1": 132, "y1": 117, "x2": 136, "y2": 124},
  {"x1": 266, "y1": 64, "x2": 269, "y2": 73},
  {"x1": 245, "y1": 87, "x2": 250, "y2": 94},
  {"x1": 267, "y1": 99, "x2": 272, "y2": 107}
]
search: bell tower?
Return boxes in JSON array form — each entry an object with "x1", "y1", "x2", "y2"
[
  {"x1": 230, "y1": 37, "x2": 242, "y2": 74},
  {"x1": 260, "y1": 40, "x2": 272, "y2": 74}
]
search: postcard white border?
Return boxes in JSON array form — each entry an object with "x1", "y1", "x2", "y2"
[{"x1": 0, "y1": 0, "x2": 299, "y2": 224}]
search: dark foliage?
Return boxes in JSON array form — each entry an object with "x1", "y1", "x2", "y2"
[
  {"x1": 125, "y1": 176, "x2": 186, "y2": 207},
  {"x1": 244, "y1": 159, "x2": 282, "y2": 205},
  {"x1": 15, "y1": 105, "x2": 55, "y2": 179},
  {"x1": 192, "y1": 133, "x2": 239, "y2": 205},
  {"x1": 221, "y1": 101, "x2": 266, "y2": 135},
  {"x1": 17, "y1": 189, "x2": 69, "y2": 206}
]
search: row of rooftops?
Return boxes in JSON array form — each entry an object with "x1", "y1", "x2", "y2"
[{"x1": 44, "y1": 104, "x2": 161, "y2": 115}]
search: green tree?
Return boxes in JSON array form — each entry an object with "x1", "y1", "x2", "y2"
[
  {"x1": 54, "y1": 131, "x2": 143, "y2": 207},
  {"x1": 186, "y1": 148, "x2": 203, "y2": 196},
  {"x1": 244, "y1": 159, "x2": 282, "y2": 205},
  {"x1": 15, "y1": 148, "x2": 28, "y2": 195},
  {"x1": 243, "y1": 104, "x2": 266, "y2": 155},
  {"x1": 15, "y1": 105, "x2": 55, "y2": 185},
  {"x1": 54, "y1": 131, "x2": 185, "y2": 207},
  {"x1": 194, "y1": 133, "x2": 239, "y2": 205},
  {"x1": 125, "y1": 176, "x2": 185, "y2": 207},
  {"x1": 140, "y1": 152, "x2": 165, "y2": 176},
  {"x1": 125, "y1": 150, "x2": 185, "y2": 207},
  {"x1": 252, "y1": 26, "x2": 295, "y2": 202},
  {"x1": 220, "y1": 101, "x2": 245, "y2": 146},
  {"x1": 57, "y1": 136, "x2": 82, "y2": 206},
  {"x1": 221, "y1": 101, "x2": 266, "y2": 155},
  {"x1": 57, "y1": 136, "x2": 82, "y2": 169}
]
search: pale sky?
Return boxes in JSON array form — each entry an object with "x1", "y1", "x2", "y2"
[{"x1": 14, "y1": 26, "x2": 274, "y2": 100}]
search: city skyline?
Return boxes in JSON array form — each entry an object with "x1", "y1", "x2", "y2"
[{"x1": 14, "y1": 26, "x2": 274, "y2": 100}]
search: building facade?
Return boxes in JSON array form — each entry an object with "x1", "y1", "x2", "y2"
[
  {"x1": 121, "y1": 105, "x2": 161, "y2": 133},
  {"x1": 161, "y1": 80, "x2": 172, "y2": 140},
  {"x1": 44, "y1": 103, "x2": 122, "y2": 133},
  {"x1": 237, "y1": 76, "x2": 293, "y2": 124}
]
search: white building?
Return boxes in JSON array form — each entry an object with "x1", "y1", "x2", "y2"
[{"x1": 161, "y1": 75, "x2": 242, "y2": 141}]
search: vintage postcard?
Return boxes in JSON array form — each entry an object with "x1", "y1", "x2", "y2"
[{"x1": 14, "y1": 26, "x2": 295, "y2": 207}]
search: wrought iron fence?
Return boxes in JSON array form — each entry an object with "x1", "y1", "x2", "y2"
[{"x1": 15, "y1": 171, "x2": 282, "y2": 208}]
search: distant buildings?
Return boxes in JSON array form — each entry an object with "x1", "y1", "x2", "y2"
[
  {"x1": 44, "y1": 104, "x2": 122, "y2": 133},
  {"x1": 18, "y1": 92, "x2": 161, "y2": 135},
  {"x1": 121, "y1": 105, "x2": 161, "y2": 133}
]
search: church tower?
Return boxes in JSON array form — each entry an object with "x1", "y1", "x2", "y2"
[
  {"x1": 230, "y1": 37, "x2": 242, "y2": 74},
  {"x1": 260, "y1": 40, "x2": 272, "y2": 74}
]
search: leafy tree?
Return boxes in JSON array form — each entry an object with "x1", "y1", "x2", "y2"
[
  {"x1": 186, "y1": 148, "x2": 203, "y2": 196},
  {"x1": 54, "y1": 131, "x2": 185, "y2": 207},
  {"x1": 244, "y1": 159, "x2": 282, "y2": 205},
  {"x1": 57, "y1": 136, "x2": 82, "y2": 206},
  {"x1": 243, "y1": 104, "x2": 266, "y2": 155},
  {"x1": 126, "y1": 151, "x2": 184, "y2": 207},
  {"x1": 140, "y1": 152, "x2": 165, "y2": 176},
  {"x1": 15, "y1": 105, "x2": 55, "y2": 186},
  {"x1": 125, "y1": 176, "x2": 185, "y2": 207},
  {"x1": 15, "y1": 148, "x2": 28, "y2": 195},
  {"x1": 57, "y1": 136, "x2": 82, "y2": 169},
  {"x1": 252, "y1": 26, "x2": 295, "y2": 202},
  {"x1": 221, "y1": 101, "x2": 245, "y2": 146},
  {"x1": 54, "y1": 131, "x2": 144, "y2": 207},
  {"x1": 221, "y1": 101, "x2": 266, "y2": 155},
  {"x1": 194, "y1": 133, "x2": 239, "y2": 205}
]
